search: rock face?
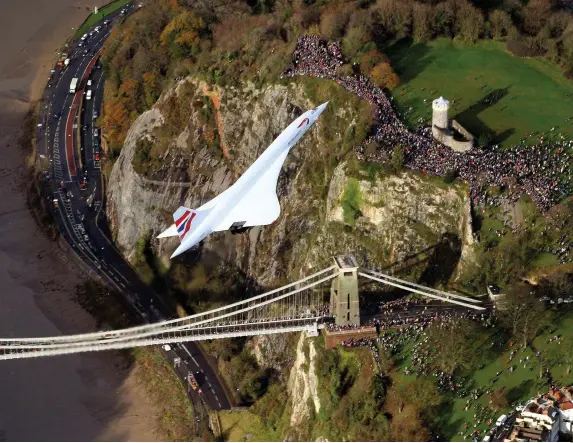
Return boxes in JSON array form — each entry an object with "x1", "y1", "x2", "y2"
[
  {"x1": 287, "y1": 334, "x2": 321, "y2": 427},
  {"x1": 320, "y1": 163, "x2": 475, "y2": 277},
  {"x1": 107, "y1": 77, "x2": 474, "y2": 285}
]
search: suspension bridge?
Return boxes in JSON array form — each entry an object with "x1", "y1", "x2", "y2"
[{"x1": 0, "y1": 255, "x2": 486, "y2": 360}]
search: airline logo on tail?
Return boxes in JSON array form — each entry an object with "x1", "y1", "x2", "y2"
[
  {"x1": 175, "y1": 209, "x2": 196, "y2": 241},
  {"x1": 297, "y1": 118, "x2": 310, "y2": 128}
]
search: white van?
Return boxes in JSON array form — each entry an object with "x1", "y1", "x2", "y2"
[
  {"x1": 496, "y1": 414, "x2": 508, "y2": 427},
  {"x1": 86, "y1": 89, "x2": 92, "y2": 100},
  {"x1": 87, "y1": 79, "x2": 92, "y2": 86}
]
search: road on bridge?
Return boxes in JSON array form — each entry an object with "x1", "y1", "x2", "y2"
[{"x1": 35, "y1": 2, "x2": 232, "y2": 415}]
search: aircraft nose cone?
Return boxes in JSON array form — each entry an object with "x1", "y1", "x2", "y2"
[{"x1": 317, "y1": 101, "x2": 329, "y2": 114}]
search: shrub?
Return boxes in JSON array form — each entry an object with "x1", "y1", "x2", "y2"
[
  {"x1": 391, "y1": 146, "x2": 405, "y2": 171},
  {"x1": 341, "y1": 178, "x2": 361, "y2": 226}
]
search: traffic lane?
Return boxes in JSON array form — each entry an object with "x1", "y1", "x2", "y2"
[
  {"x1": 176, "y1": 343, "x2": 230, "y2": 410},
  {"x1": 68, "y1": 212, "x2": 230, "y2": 411},
  {"x1": 45, "y1": 5, "x2": 232, "y2": 411}
]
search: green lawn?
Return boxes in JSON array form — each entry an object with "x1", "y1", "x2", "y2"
[
  {"x1": 533, "y1": 309, "x2": 573, "y2": 387},
  {"x1": 386, "y1": 38, "x2": 573, "y2": 148},
  {"x1": 74, "y1": 0, "x2": 132, "y2": 39},
  {"x1": 389, "y1": 334, "x2": 549, "y2": 441},
  {"x1": 219, "y1": 410, "x2": 280, "y2": 442}
]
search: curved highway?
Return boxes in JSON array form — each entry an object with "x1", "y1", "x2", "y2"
[{"x1": 34, "y1": 3, "x2": 232, "y2": 416}]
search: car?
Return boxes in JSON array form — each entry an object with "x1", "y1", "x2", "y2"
[
  {"x1": 92, "y1": 109, "x2": 98, "y2": 119},
  {"x1": 87, "y1": 79, "x2": 92, "y2": 87},
  {"x1": 93, "y1": 128, "x2": 99, "y2": 137},
  {"x1": 53, "y1": 111, "x2": 62, "y2": 120},
  {"x1": 103, "y1": 19, "x2": 110, "y2": 25},
  {"x1": 95, "y1": 26, "x2": 101, "y2": 31},
  {"x1": 162, "y1": 345, "x2": 171, "y2": 351},
  {"x1": 94, "y1": 153, "x2": 100, "y2": 161},
  {"x1": 94, "y1": 147, "x2": 100, "y2": 155},
  {"x1": 86, "y1": 90, "x2": 92, "y2": 100},
  {"x1": 95, "y1": 62, "x2": 102, "y2": 69},
  {"x1": 78, "y1": 41, "x2": 83, "y2": 48},
  {"x1": 81, "y1": 33, "x2": 88, "y2": 41}
]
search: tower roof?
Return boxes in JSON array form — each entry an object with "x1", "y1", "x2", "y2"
[{"x1": 432, "y1": 96, "x2": 449, "y2": 108}]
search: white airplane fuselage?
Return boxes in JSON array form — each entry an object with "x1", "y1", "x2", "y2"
[{"x1": 168, "y1": 102, "x2": 328, "y2": 258}]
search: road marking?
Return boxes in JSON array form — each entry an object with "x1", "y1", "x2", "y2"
[{"x1": 181, "y1": 345, "x2": 199, "y2": 366}]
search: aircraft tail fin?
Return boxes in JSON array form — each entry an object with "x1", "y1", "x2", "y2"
[{"x1": 157, "y1": 206, "x2": 211, "y2": 243}]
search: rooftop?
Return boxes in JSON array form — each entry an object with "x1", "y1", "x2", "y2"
[{"x1": 334, "y1": 255, "x2": 359, "y2": 270}]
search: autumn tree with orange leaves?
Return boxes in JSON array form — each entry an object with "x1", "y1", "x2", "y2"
[
  {"x1": 370, "y1": 62, "x2": 400, "y2": 90},
  {"x1": 160, "y1": 11, "x2": 205, "y2": 59}
]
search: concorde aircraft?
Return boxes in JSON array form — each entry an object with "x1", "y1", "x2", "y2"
[{"x1": 157, "y1": 101, "x2": 329, "y2": 259}]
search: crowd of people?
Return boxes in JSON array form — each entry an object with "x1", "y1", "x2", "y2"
[{"x1": 282, "y1": 35, "x2": 573, "y2": 213}]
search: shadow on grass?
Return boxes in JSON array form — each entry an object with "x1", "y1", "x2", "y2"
[
  {"x1": 383, "y1": 38, "x2": 435, "y2": 84},
  {"x1": 434, "y1": 397, "x2": 466, "y2": 441},
  {"x1": 453, "y1": 87, "x2": 514, "y2": 145},
  {"x1": 506, "y1": 379, "x2": 535, "y2": 404}
]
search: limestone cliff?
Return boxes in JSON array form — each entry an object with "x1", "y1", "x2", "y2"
[
  {"x1": 287, "y1": 334, "x2": 320, "y2": 427},
  {"x1": 106, "y1": 77, "x2": 474, "y2": 285}
]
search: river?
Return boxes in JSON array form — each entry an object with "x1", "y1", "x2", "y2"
[{"x1": 0, "y1": 1, "x2": 160, "y2": 440}]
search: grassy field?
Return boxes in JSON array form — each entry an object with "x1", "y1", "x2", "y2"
[
  {"x1": 385, "y1": 39, "x2": 573, "y2": 148},
  {"x1": 533, "y1": 309, "x2": 573, "y2": 387},
  {"x1": 219, "y1": 410, "x2": 280, "y2": 442},
  {"x1": 74, "y1": 0, "x2": 131, "y2": 38},
  {"x1": 132, "y1": 348, "x2": 198, "y2": 441},
  {"x1": 390, "y1": 334, "x2": 550, "y2": 441}
]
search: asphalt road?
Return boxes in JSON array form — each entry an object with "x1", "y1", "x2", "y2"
[{"x1": 35, "y1": 3, "x2": 232, "y2": 415}]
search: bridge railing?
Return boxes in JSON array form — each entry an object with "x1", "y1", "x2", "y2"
[
  {"x1": 358, "y1": 268, "x2": 485, "y2": 311},
  {"x1": 0, "y1": 266, "x2": 338, "y2": 348},
  {"x1": 0, "y1": 319, "x2": 322, "y2": 360}
]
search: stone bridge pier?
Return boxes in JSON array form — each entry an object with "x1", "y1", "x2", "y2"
[{"x1": 330, "y1": 255, "x2": 361, "y2": 326}]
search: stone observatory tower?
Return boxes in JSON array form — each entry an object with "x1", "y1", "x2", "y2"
[
  {"x1": 430, "y1": 96, "x2": 474, "y2": 152},
  {"x1": 432, "y1": 96, "x2": 450, "y2": 138}
]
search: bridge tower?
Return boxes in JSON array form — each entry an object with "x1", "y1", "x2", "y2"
[{"x1": 330, "y1": 255, "x2": 360, "y2": 326}]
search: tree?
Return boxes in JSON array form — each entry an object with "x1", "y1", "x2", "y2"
[
  {"x1": 488, "y1": 388, "x2": 508, "y2": 412},
  {"x1": 497, "y1": 283, "x2": 552, "y2": 348},
  {"x1": 391, "y1": 146, "x2": 405, "y2": 170},
  {"x1": 424, "y1": 317, "x2": 484, "y2": 375},
  {"x1": 398, "y1": 378, "x2": 442, "y2": 414},
  {"x1": 359, "y1": 49, "x2": 388, "y2": 72},
  {"x1": 489, "y1": 10, "x2": 513, "y2": 40},
  {"x1": 390, "y1": 404, "x2": 431, "y2": 442},
  {"x1": 371, "y1": 62, "x2": 400, "y2": 89},
  {"x1": 160, "y1": 11, "x2": 206, "y2": 59},
  {"x1": 456, "y1": 2, "x2": 485, "y2": 43},
  {"x1": 521, "y1": 0, "x2": 552, "y2": 35},
  {"x1": 342, "y1": 25, "x2": 371, "y2": 58},
  {"x1": 563, "y1": 337, "x2": 573, "y2": 375},
  {"x1": 413, "y1": 3, "x2": 432, "y2": 42},
  {"x1": 320, "y1": 7, "x2": 350, "y2": 39}
]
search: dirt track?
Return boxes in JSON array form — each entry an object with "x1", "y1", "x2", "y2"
[{"x1": 0, "y1": 1, "x2": 162, "y2": 440}]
